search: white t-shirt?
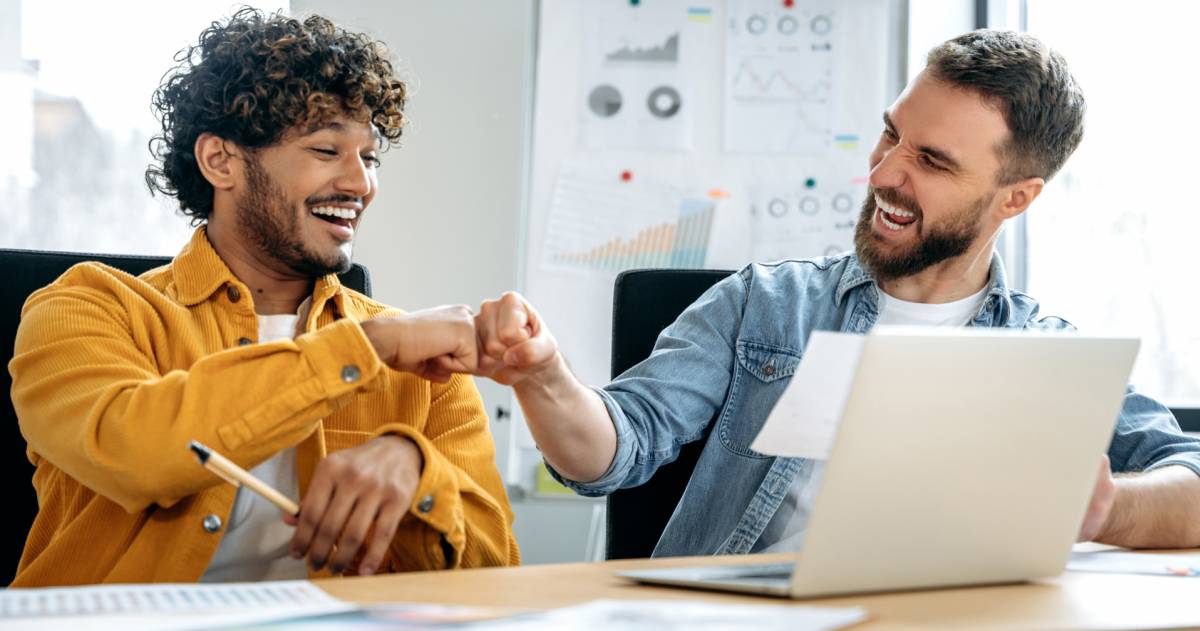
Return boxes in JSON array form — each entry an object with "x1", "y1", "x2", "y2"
[
  {"x1": 200, "y1": 313, "x2": 306, "y2": 582},
  {"x1": 753, "y1": 284, "x2": 989, "y2": 553}
]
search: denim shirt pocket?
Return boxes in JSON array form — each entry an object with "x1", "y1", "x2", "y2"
[{"x1": 718, "y1": 340, "x2": 802, "y2": 459}]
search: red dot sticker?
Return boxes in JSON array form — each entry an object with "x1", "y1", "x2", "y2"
[
  {"x1": 620, "y1": 170, "x2": 633, "y2": 182},
  {"x1": 784, "y1": 0, "x2": 794, "y2": 7}
]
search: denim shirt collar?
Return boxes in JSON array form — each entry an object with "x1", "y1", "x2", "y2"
[{"x1": 835, "y1": 251, "x2": 1024, "y2": 328}]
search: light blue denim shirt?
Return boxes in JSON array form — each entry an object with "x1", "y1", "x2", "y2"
[{"x1": 548, "y1": 252, "x2": 1200, "y2": 557}]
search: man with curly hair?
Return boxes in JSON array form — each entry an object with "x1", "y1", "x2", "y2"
[{"x1": 9, "y1": 8, "x2": 518, "y2": 586}]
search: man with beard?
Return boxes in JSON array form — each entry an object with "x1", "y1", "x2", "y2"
[
  {"x1": 8, "y1": 9, "x2": 517, "y2": 586},
  {"x1": 470, "y1": 30, "x2": 1200, "y2": 554}
]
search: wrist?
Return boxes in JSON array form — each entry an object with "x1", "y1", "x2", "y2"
[
  {"x1": 515, "y1": 351, "x2": 568, "y2": 390},
  {"x1": 1094, "y1": 478, "x2": 1132, "y2": 544},
  {"x1": 378, "y1": 432, "x2": 425, "y2": 475},
  {"x1": 361, "y1": 317, "x2": 406, "y2": 368}
]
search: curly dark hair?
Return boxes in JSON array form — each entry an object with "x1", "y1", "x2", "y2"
[{"x1": 145, "y1": 7, "x2": 407, "y2": 223}]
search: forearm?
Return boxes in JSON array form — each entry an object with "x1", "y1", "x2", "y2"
[
  {"x1": 14, "y1": 314, "x2": 380, "y2": 511},
  {"x1": 1096, "y1": 465, "x2": 1200, "y2": 548},
  {"x1": 513, "y1": 354, "x2": 617, "y2": 484}
]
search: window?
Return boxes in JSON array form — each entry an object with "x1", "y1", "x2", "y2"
[
  {"x1": 1019, "y1": 1, "x2": 1200, "y2": 405},
  {"x1": 0, "y1": 0, "x2": 286, "y2": 255}
]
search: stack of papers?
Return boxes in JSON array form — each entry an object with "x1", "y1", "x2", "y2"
[
  {"x1": 1068, "y1": 550, "x2": 1200, "y2": 577},
  {"x1": 0, "y1": 580, "x2": 355, "y2": 630}
]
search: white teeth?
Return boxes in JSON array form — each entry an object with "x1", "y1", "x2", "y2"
[
  {"x1": 310, "y1": 206, "x2": 358, "y2": 220},
  {"x1": 879, "y1": 210, "x2": 904, "y2": 231},
  {"x1": 874, "y1": 194, "x2": 915, "y2": 218}
]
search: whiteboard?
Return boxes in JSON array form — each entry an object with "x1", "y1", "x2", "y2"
[{"x1": 509, "y1": 0, "x2": 906, "y2": 490}]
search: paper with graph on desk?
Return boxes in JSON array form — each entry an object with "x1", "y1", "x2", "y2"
[{"x1": 0, "y1": 579, "x2": 354, "y2": 630}]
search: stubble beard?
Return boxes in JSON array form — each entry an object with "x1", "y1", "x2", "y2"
[
  {"x1": 853, "y1": 187, "x2": 988, "y2": 282},
  {"x1": 237, "y1": 156, "x2": 352, "y2": 277}
]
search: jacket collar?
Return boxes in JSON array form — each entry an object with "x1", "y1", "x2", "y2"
[{"x1": 173, "y1": 227, "x2": 347, "y2": 314}]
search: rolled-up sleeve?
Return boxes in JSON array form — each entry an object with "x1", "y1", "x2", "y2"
[
  {"x1": 1108, "y1": 386, "x2": 1200, "y2": 477},
  {"x1": 546, "y1": 270, "x2": 749, "y2": 495}
]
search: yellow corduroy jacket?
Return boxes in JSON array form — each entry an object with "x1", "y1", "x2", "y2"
[{"x1": 8, "y1": 228, "x2": 519, "y2": 586}]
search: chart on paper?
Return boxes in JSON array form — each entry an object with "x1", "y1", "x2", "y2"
[
  {"x1": 724, "y1": 0, "x2": 837, "y2": 154},
  {"x1": 580, "y1": 2, "x2": 693, "y2": 150},
  {"x1": 542, "y1": 168, "x2": 714, "y2": 274}
]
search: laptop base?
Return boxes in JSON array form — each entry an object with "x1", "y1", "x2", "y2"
[{"x1": 617, "y1": 563, "x2": 794, "y2": 597}]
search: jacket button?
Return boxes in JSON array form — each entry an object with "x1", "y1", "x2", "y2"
[
  {"x1": 763, "y1": 363, "x2": 775, "y2": 376},
  {"x1": 341, "y1": 365, "x2": 361, "y2": 383},
  {"x1": 202, "y1": 514, "x2": 223, "y2": 533},
  {"x1": 226, "y1": 285, "x2": 242, "y2": 303},
  {"x1": 417, "y1": 495, "x2": 435, "y2": 514},
  {"x1": 237, "y1": 337, "x2": 253, "y2": 346}
]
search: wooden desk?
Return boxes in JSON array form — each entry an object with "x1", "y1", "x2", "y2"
[{"x1": 317, "y1": 553, "x2": 1200, "y2": 630}]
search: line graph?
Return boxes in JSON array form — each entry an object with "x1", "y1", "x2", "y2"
[
  {"x1": 724, "y1": 0, "x2": 836, "y2": 154},
  {"x1": 731, "y1": 56, "x2": 832, "y2": 102}
]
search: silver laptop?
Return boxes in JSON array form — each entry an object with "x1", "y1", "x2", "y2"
[{"x1": 619, "y1": 328, "x2": 1139, "y2": 599}]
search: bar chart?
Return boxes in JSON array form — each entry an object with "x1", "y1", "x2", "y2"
[{"x1": 543, "y1": 170, "x2": 714, "y2": 274}]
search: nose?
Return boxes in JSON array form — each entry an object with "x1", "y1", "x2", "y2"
[
  {"x1": 868, "y1": 144, "x2": 907, "y2": 191},
  {"x1": 334, "y1": 156, "x2": 373, "y2": 199}
]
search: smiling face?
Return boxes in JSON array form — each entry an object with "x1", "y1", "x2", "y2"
[
  {"x1": 854, "y1": 71, "x2": 1012, "y2": 282},
  {"x1": 233, "y1": 115, "x2": 380, "y2": 277}
]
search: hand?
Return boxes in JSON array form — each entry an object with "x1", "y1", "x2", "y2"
[
  {"x1": 1077, "y1": 454, "x2": 1116, "y2": 542},
  {"x1": 472, "y1": 291, "x2": 561, "y2": 386},
  {"x1": 284, "y1": 434, "x2": 423, "y2": 576},
  {"x1": 361, "y1": 306, "x2": 478, "y2": 382}
]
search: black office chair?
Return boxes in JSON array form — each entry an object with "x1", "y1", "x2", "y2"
[
  {"x1": 606, "y1": 268, "x2": 734, "y2": 560},
  {"x1": 0, "y1": 247, "x2": 371, "y2": 586}
]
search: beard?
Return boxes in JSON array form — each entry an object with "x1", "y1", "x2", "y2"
[
  {"x1": 853, "y1": 186, "x2": 987, "y2": 282},
  {"x1": 237, "y1": 155, "x2": 352, "y2": 277}
]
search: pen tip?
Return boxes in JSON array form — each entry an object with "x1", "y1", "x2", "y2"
[{"x1": 189, "y1": 440, "x2": 210, "y2": 463}]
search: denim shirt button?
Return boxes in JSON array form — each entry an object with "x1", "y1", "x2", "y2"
[{"x1": 763, "y1": 363, "x2": 775, "y2": 376}]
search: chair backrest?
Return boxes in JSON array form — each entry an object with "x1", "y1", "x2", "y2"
[
  {"x1": 0, "y1": 247, "x2": 371, "y2": 585},
  {"x1": 606, "y1": 268, "x2": 734, "y2": 560}
]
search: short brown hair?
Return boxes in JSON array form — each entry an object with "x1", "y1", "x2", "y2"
[
  {"x1": 926, "y1": 29, "x2": 1084, "y2": 184},
  {"x1": 145, "y1": 8, "x2": 407, "y2": 223}
]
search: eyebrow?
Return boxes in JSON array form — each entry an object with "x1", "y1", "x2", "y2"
[
  {"x1": 304, "y1": 121, "x2": 382, "y2": 149},
  {"x1": 882, "y1": 112, "x2": 963, "y2": 171}
]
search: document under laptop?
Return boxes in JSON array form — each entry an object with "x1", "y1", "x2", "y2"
[{"x1": 619, "y1": 327, "x2": 1139, "y2": 598}]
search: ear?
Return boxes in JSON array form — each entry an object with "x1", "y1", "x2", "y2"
[
  {"x1": 194, "y1": 133, "x2": 242, "y2": 192},
  {"x1": 996, "y1": 176, "x2": 1045, "y2": 220}
]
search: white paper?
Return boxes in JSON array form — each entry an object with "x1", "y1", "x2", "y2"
[
  {"x1": 750, "y1": 330, "x2": 864, "y2": 459},
  {"x1": 749, "y1": 175, "x2": 863, "y2": 262},
  {"x1": 723, "y1": 0, "x2": 836, "y2": 154},
  {"x1": 482, "y1": 598, "x2": 866, "y2": 631},
  {"x1": 0, "y1": 580, "x2": 354, "y2": 631},
  {"x1": 541, "y1": 166, "x2": 714, "y2": 275},
  {"x1": 1068, "y1": 550, "x2": 1200, "y2": 577},
  {"x1": 580, "y1": 2, "x2": 693, "y2": 150}
]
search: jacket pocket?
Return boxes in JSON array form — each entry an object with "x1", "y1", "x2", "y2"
[{"x1": 717, "y1": 340, "x2": 802, "y2": 459}]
